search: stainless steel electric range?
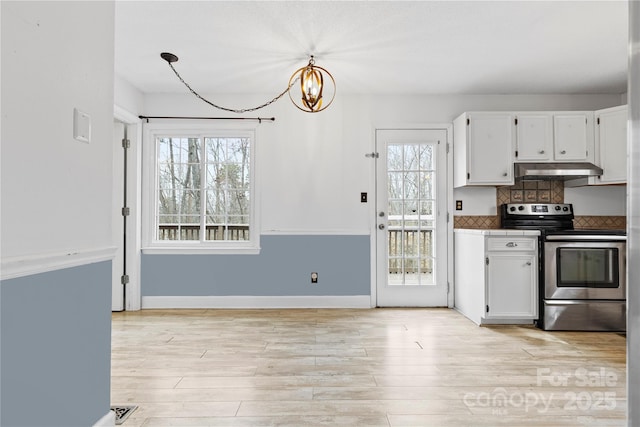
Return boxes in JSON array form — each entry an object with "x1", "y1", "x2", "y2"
[{"x1": 501, "y1": 203, "x2": 626, "y2": 331}]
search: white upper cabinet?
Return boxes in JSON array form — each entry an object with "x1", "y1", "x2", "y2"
[
  {"x1": 453, "y1": 109, "x2": 611, "y2": 188},
  {"x1": 515, "y1": 112, "x2": 595, "y2": 163},
  {"x1": 553, "y1": 112, "x2": 594, "y2": 162},
  {"x1": 515, "y1": 113, "x2": 553, "y2": 161},
  {"x1": 453, "y1": 112, "x2": 515, "y2": 187},
  {"x1": 594, "y1": 105, "x2": 627, "y2": 185}
]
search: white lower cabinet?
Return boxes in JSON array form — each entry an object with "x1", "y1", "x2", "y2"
[
  {"x1": 486, "y1": 251, "x2": 537, "y2": 320},
  {"x1": 454, "y1": 230, "x2": 539, "y2": 325}
]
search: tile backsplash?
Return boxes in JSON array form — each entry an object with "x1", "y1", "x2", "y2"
[
  {"x1": 574, "y1": 216, "x2": 626, "y2": 230},
  {"x1": 454, "y1": 179, "x2": 625, "y2": 230},
  {"x1": 454, "y1": 213, "x2": 626, "y2": 230},
  {"x1": 497, "y1": 180, "x2": 564, "y2": 205},
  {"x1": 453, "y1": 215, "x2": 500, "y2": 229}
]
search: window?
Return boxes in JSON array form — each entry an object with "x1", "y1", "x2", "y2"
[{"x1": 144, "y1": 125, "x2": 258, "y2": 253}]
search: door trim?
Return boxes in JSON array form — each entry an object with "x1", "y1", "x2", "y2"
[
  {"x1": 113, "y1": 105, "x2": 142, "y2": 311},
  {"x1": 369, "y1": 123, "x2": 454, "y2": 308}
]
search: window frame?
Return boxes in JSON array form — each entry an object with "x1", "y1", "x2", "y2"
[{"x1": 142, "y1": 123, "x2": 260, "y2": 254}]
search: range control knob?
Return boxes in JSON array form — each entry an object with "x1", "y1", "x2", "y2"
[
  {"x1": 563, "y1": 206, "x2": 569, "y2": 212},
  {"x1": 555, "y1": 205, "x2": 561, "y2": 211},
  {"x1": 509, "y1": 206, "x2": 516, "y2": 212},
  {"x1": 518, "y1": 205, "x2": 524, "y2": 211}
]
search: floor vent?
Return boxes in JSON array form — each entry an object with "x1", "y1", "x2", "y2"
[{"x1": 111, "y1": 405, "x2": 138, "y2": 425}]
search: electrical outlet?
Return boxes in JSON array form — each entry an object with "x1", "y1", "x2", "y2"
[
  {"x1": 360, "y1": 192, "x2": 367, "y2": 203},
  {"x1": 456, "y1": 200, "x2": 463, "y2": 210},
  {"x1": 311, "y1": 272, "x2": 318, "y2": 283}
]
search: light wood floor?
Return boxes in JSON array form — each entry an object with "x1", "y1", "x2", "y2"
[{"x1": 111, "y1": 308, "x2": 627, "y2": 426}]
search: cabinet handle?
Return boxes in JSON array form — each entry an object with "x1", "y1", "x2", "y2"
[
  {"x1": 526, "y1": 261, "x2": 532, "y2": 266},
  {"x1": 538, "y1": 150, "x2": 545, "y2": 154},
  {"x1": 502, "y1": 172, "x2": 508, "y2": 177},
  {"x1": 506, "y1": 242, "x2": 518, "y2": 247},
  {"x1": 560, "y1": 150, "x2": 567, "y2": 154}
]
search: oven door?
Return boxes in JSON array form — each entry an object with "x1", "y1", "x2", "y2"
[{"x1": 544, "y1": 238, "x2": 626, "y2": 300}]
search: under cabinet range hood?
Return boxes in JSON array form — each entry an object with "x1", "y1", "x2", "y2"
[{"x1": 514, "y1": 162, "x2": 603, "y2": 180}]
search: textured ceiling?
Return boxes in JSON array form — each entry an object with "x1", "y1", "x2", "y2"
[{"x1": 114, "y1": 1, "x2": 629, "y2": 96}]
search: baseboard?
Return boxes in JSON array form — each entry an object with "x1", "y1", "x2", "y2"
[
  {"x1": 93, "y1": 410, "x2": 115, "y2": 427},
  {"x1": 141, "y1": 295, "x2": 372, "y2": 309}
]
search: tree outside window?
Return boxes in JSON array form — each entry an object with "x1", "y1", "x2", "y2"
[{"x1": 156, "y1": 135, "x2": 252, "y2": 242}]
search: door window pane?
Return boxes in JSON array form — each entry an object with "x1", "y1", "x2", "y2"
[{"x1": 386, "y1": 142, "x2": 437, "y2": 286}]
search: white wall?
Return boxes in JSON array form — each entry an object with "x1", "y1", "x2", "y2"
[
  {"x1": 114, "y1": 74, "x2": 144, "y2": 116},
  {"x1": 1, "y1": 1, "x2": 115, "y2": 260},
  {"x1": 1, "y1": 2, "x2": 116, "y2": 426},
  {"x1": 627, "y1": 1, "x2": 640, "y2": 426},
  {"x1": 564, "y1": 186, "x2": 627, "y2": 215},
  {"x1": 452, "y1": 187, "x2": 498, "y2": 215},
  {"x1": 143, "y1": 92, "x2": 624, "y2": 228},
  {"x1": 627, "y1": 1, "x2": 640, "y2": 420}
]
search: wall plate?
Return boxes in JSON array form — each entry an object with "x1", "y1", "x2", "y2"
[{"x1": 73, "y1": 108, "x2": 91, "y2": 143}]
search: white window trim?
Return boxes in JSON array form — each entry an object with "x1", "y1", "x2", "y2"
[{"x1": 141, "y1": 123, "x2": 260, "y2": 255}]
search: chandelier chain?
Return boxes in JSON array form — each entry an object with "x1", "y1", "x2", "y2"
[{"x1": 167, "y1": 62, "x2": 299, "y2": 114}]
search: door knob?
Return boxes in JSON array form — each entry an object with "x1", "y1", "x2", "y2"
[
  {"x1": 379, "y1": 212, "x2": 385, "y2": 217},
  {"x1": 378, "y1": 224, "x2": 385, "y2": 230}
]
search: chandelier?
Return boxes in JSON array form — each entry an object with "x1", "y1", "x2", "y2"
[{"x1": 160, "y1": 52, "x2": 335, "y2": 113}]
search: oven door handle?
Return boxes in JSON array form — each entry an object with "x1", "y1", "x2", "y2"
[{"x1": 545, "y1": 235, "x2": 627, "y2": 241}]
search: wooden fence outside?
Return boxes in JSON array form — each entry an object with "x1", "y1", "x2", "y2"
[{"x1": 158, "y1": 224, "x2": 250, "y2": 241}]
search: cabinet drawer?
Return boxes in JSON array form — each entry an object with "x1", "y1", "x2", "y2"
[{"x1": 486, "y1": 237, "x2": 537, "y2": 252}]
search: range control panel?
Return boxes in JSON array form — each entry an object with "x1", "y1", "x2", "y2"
[{"x1": 503, "y1": 203, "x2": 573, "y2": 216}]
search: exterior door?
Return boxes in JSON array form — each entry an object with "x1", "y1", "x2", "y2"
[{"x1": 375, "y1": 129, "x2": 448, "y2": 306}]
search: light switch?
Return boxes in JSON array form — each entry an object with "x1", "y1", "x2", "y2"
[{"x1": 73, "y1": 108, "x2": 91, "y2": 143}]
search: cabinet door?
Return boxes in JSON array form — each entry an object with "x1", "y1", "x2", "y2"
[
  {"x1": 467, "y1": 114, "x2": 515, "y2": 184},
  {"x1": 596, "y1": 106, "x2": 627, "y2": 184},
  {"x1": 515, "y1": 114, "x2": 553, "y2": 161},
  {"x1": 553, "y1": 113, "x2": 593, "y2": 161},
  {"x1": 485, "y1": 253, "x2": 537, "y2": 319}
]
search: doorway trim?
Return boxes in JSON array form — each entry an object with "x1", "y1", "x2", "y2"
[
  {"x1": 369, "y1": 123, "x2": 454, "y2": 308},
  {"x1": 113, "y1": 105, "x2": 142, "y2": 310}
]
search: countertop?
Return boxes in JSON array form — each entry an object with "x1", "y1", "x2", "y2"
[{"x1": 454, "y1": 228, "x2": 541, "y2": 236}]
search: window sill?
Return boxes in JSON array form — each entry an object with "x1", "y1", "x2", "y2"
[{"x1": 142, "y1": 245, "x2": 261, "y2": 255}]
